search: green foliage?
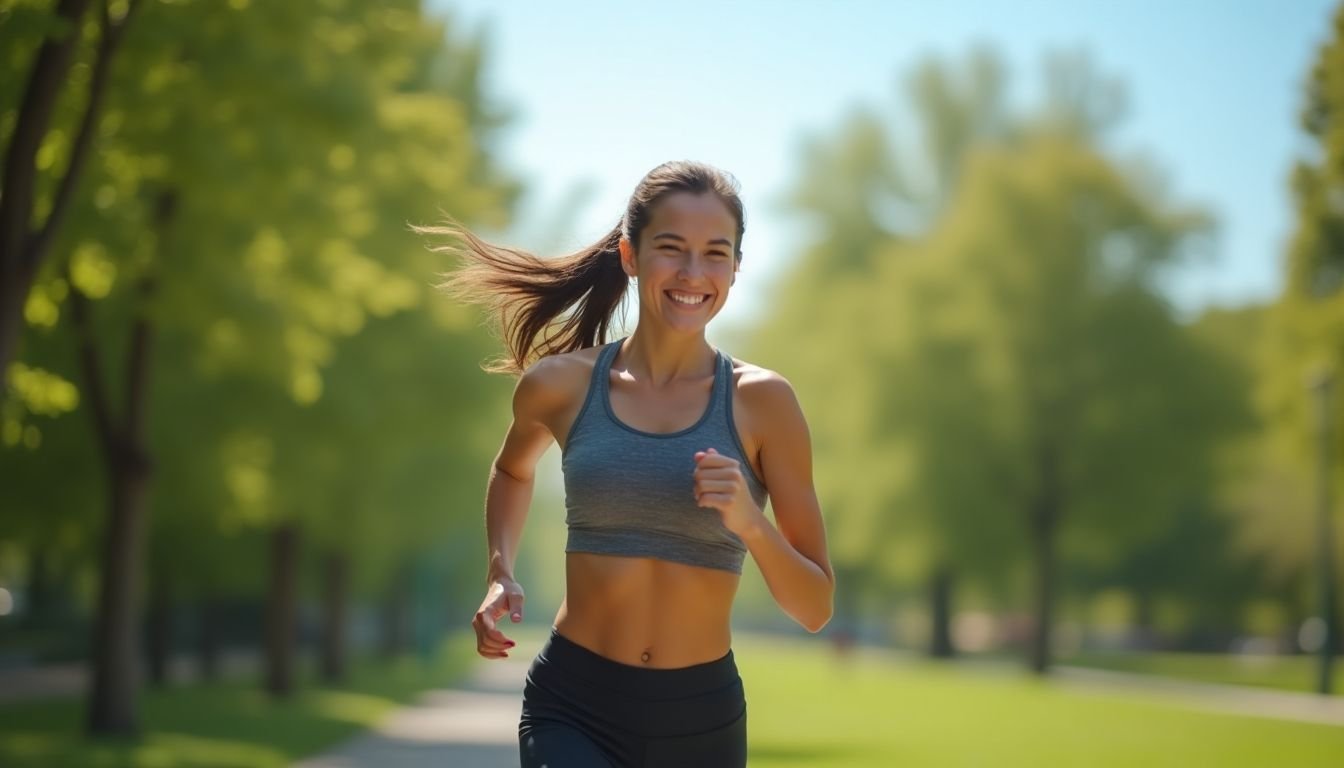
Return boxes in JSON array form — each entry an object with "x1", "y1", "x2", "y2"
[
  {"x1": 1224, "y1": 5, "x2": 1344, "y2": 604},
  {"x1": 752, "y1": 49, "x2": 1254, "y2": 632},
  {"x1": 1, "y1": 0, "x2": 518, "y2": 613}
]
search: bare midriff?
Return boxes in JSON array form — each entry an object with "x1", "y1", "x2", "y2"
[{"x1": 553, "y1": 552, "x2": 739, "y2": 668}]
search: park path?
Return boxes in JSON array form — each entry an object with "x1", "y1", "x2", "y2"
[
  {"x1": 1053, "y1": 664, "x2": 1344, "y2": 727},
  {"x1": 291, "y1": 651, "x2": 531, "y2": 768}
]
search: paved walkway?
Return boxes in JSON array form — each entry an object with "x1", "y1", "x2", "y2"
[
  {"x1": 292, "y1": 653, "x2": 531, "y2": 768},
  {"x1": 0, "y1": 651, "x2": 259, "y2": 703},
  {"x1": 1053, "y1": 665, "x2": 1344, "y2": 727}
]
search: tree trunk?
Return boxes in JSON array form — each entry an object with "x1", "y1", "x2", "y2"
[
  {"x1": 25, "y1": 548, "x2": 51, "y2": 627},
  {"x1": 0, "y1": 0, "x2": 92, "y2": 376},
  {"x1": 264, "y1": 524, "x2": 300, "y2": 698},
  {"x1": 79, "y1": 189, "x2": 170, "y2": 737},
  {"x1": 0, "y1": 0, "x2": 141, "y2": 378},
  {"x1": 380, "y1": 567, "x2": 411, "y2": 659},
  {"x1": 0, "y1": 260, "x2": 37, "y2": 388},
  {"x1": 145, "y1": 572, "x2": 171, "y2": 688},
  {"x1": 81, "y1": 317, "x2": 157, "y2": 733},
  {"x1": 1133, "y1": 588, "x2": 1157, "y2": 651},
  {"x1": 320, "y1": 551, "x2": 349, "y2": 683},
  {"x1": 929, "y1": 563, "x2": 956, "y2": 659},
  {"x1": 85, "y1": 451, "x2": 152, "y2": 735},
  {"x1": 1028, "y1": 436, "x2": 1061, "y2": 675},
  {"x1": 197, "y1": 598, "x2": 220, "y2": 682}
]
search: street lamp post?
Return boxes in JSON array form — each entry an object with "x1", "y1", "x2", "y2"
[{"x1": 1311, "y1": 370, "x2": 1338, "y2": 695}]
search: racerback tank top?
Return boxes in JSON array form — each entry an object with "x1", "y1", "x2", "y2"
[{"x1": 561, "y1": 339, "x2": 769, "y2": 574}]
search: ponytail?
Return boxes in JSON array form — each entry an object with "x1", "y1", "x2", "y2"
[{"x1": 421, "y1": 222, "x2": 630, "y2": 374}]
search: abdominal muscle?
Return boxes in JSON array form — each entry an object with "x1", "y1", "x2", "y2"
[{"x1": 553, "y1": 551, "x2": 739, "y2": 668}]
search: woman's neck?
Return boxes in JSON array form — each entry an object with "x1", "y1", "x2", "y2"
[{"x1": 620, "y1": 326, "x2": 715, "y2": 387}]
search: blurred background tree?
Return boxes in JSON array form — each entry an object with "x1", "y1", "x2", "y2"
[
  {"x1": 1243, "y1": 4, "x2": 1344, "y2": 691},
  {"x1": 2, "y1": 0, "x2": 515, "y2": 736},
  {"x1": 749, "y1": 49, "x2": 1257, "y2": 673}
]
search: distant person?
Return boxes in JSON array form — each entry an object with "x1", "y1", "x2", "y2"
[{"x1": 427, "y1": 160, "x2": 834, "y2": 767}]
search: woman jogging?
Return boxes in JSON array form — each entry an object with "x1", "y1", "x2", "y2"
[{"x1": 433, "y1": 160, "x2": 833, "y2": 767}]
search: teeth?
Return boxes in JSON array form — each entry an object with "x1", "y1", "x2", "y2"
[{"x1": 668, "y1": 292, "x2": 707, "y2": 306}]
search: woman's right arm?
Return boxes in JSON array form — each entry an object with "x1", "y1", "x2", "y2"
[{"x1": 473, "y1": 359, "x2": 570, "y2": 659}]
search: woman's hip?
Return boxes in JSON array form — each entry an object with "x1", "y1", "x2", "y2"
[{"x1": 521, "y1": 627, "x2": 745, "y2": 739}]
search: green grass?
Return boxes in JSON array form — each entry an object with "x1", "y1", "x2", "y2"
[
  {"x1": 1060, "y1": 650, "x2": 1344, "y2": 693},
  {"x1": 0, "y1": 635, "x2": 475, "y2": 768},
  {"x1": 736, "y1": 637, "x2": 1344, "y2": 768}
]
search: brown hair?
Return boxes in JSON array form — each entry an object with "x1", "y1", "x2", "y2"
[{"x1": 421, "y1": 160, "x2": 745, "y2": 374}]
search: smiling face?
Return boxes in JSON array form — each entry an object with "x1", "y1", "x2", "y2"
[{"x1": 619, "y1": 191, "x2": 740, "y2": 335}]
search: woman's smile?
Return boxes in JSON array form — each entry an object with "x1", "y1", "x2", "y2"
[{"x1": 666, "y1": 289, "x2": 711, "y2": 307}]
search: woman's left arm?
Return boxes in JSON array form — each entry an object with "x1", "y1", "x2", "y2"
[{"x1": 694, "y1": 372, "x2": 834, "y2": 632}]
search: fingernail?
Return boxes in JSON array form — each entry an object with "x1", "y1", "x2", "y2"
[
  {"x1": 512, "y1": 613, "x2": 521, "y2": 621},
  {"x1": 505, "y1": 641, "x2": 516, "y2": 647}
]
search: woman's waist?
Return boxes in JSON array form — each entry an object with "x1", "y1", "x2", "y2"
[
  {"x1": 550, "y1": 612, "x2": 735, "y2": 672},
  {"x1": 525, "y1": 627, "x2": 744, "y2": 737},
  {"x1": 558, "y1": 552, "x2": 736, "y2": 667}
]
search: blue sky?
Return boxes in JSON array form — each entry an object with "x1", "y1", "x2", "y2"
[{"x1": 432, "y1": 0, "x2": 1338, "y2": 323}]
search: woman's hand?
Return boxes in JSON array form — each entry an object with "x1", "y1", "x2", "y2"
[
  {"x1": 693, "y1": 447, "x2": 765, "y2": 538},
  {"x1": 472, "y1": 577, "x2": 524, "y2": 659}
]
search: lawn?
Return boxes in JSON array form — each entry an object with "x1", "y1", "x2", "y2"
[
  {"x1": 0, "y1": 634, "x2": 475, "y2": 768},
  {"x1": 736, "y1": 637, "x2": 1344, "y2": 768}
]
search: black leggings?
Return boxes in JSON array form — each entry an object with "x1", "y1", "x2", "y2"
[{"x1": 518, "y1": 629, "x2": 747, "y2": 768}]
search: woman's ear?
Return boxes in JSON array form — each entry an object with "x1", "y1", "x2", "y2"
[{"x1": 618, "y1": 237, "x2": 638, "y2": 279}]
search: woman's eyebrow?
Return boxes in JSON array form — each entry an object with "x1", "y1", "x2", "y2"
[{"x1": 651, "y1": 233, "x2": 733, "y2": 248}]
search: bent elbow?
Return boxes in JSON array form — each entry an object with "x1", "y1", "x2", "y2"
[
  {"x1": 804, "y1": 579, "x2": 836, "y2": 633},
  {"x1": 800, "y1": 603, "x2": 833, "y2": 634}
]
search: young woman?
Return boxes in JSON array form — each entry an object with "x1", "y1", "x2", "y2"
[{"x1": 433, "y1": 160, "x2": 833, "y2": 767}]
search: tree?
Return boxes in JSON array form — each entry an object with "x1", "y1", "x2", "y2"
[
  {"x1": 2, "y1": 0, "x2": 517, "y2": 733},
  {"x1": 750, "y1": 50, "x2": 1014, "y2": 651},
  {"x1": 755, "y1": 49, "x2": 1248, "y2": 674},
  {"x1": 1250, "y1": 4, "x2": 1344, "y2": 690},
  {"x1": 752, "y1": 50, "x2": 1141, "y2": 657},
  {"x1": 881, "y1": 135, "x2": 1239, "y2": 671}
]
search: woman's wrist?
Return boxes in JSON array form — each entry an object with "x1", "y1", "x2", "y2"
[{"x1": 487, "y1": 553, "x2": 514, "y2": 584}]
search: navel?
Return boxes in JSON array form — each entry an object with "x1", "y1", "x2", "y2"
[{"x1": 640, "y1": 648, "x2": 652, "y2": 664}]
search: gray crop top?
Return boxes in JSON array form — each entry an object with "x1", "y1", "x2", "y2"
[{"x1": 561, "y1": 339, "x2": 769, "y2": 574}]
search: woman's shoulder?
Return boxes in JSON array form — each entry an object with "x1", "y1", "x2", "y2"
[
  {"x1": 727, "y1": 357, "x2": 809, "y2": 448},
  {"x1": 727, "y1": 355, "x2": 793, "y2": 393},
  {"x1": 514, "y1": 345, "x2": 606, "y2": 411},
  {"x1": 726, "y1": 356, "x2": 801, "y2": 409}
]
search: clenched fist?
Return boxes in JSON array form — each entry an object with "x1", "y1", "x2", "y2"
[{"x1": 693, "y1": 447, "x2": 765, "y2": 537}]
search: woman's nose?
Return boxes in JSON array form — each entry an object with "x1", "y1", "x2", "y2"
[{"x1": 679, "y1": 253, "x2": 707, "y2": 279}]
